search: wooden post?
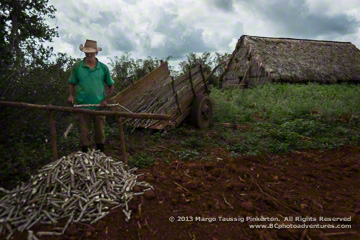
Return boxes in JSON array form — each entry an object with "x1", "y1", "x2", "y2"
[
  {"x1": 48, "y1": 111, "x2": 58, "y2": 161},
  {"x1": 171, "y1": 77, "x2": 182, "y2": 114},
  {"x1": 116, "y1": 115, "x2": 128, "y2": 171},
  {"x1": 188, "y1": 67, "x2": 196, "y2": 97},
  {"x1": 199, "y1": 64, "x2": 209, "y2": 94}
]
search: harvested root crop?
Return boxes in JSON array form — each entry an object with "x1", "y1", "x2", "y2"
[{"x1": 0, "y1": 149, "x2": 153, "y2": 239}]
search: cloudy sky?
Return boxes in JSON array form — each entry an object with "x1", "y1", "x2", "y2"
[{"x1": 46, "y1": 0, "x2": 360, "y2": 69}]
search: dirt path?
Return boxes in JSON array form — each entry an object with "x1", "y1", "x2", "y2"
[{"x1": 6, "y1": 144, "x2": 360, "y2": 240}]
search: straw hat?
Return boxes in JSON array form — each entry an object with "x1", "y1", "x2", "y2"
[{"x1": 79, "y1": 39, "x2": 102, "y2": 53}]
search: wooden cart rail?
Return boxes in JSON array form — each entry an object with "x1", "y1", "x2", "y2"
[
  {"x1": 0, "y1": 101, "x2": 171, "y2": 170},
  {"x1": 110, "y1": 62, "x2": 211, "y2": 130}
]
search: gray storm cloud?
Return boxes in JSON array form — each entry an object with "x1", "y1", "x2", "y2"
[
  {"x1": 47, "y1": 0, "x2": 360, "y2": 65},
  {"x1": 148, "y1": 16, "x2": 216, "y2": 58},
  {"x1": 238, "y1": 0, "x2": 359, "y2": 38},
  {"x1": 209, "y1": 0, "x2": 234, "y2": 12}
]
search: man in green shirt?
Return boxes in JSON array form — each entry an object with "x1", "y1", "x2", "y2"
[{"x1": 67, "y1": 39, "x2": 115, "y2": 153}]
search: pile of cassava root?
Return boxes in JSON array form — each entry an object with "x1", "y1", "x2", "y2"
[{"x1": 0, "y1": 149, "x2": 153, "y2": 239}]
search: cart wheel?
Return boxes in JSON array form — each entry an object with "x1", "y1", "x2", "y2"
[{"x1": 191, "y1": 94, "x2": 213, "y2": 129}]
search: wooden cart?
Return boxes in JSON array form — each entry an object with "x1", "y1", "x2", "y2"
[{"x1": 110, "y1": 61, "x2": 213, "y2": 130}]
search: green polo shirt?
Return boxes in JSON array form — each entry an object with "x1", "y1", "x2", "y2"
[{"x1": 69, "y1": 58, "x2": 114, "y2": 109}]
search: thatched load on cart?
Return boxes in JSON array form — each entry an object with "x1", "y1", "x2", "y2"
[{"x1": 110, "y1": 61, "x2": 213, "y2": 130}]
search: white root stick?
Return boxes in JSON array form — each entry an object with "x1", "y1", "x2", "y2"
[
  {"x1": 74, "y1": 103, "x2": 133, "y2": 113},
  {"x1": 63, "y1": 123, "x2": 73, "y2": 138}
]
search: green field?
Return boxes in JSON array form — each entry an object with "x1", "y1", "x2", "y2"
[
  {"x1": 210, "y1": 83, "x2": 360, "y2": 155},
  {"x1": 1, "y1": 83, "x2": 360, "y2": 186}
]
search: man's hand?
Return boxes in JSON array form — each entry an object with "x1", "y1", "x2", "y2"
[
  {"x1": 100, "y1": 85, "x2": 114, "y2": 108},
  {"x1": 67, "y1": 95, "x2": 74, "y2": 106},
  {"x1": 100, "y1": 100, "x2": 108, "y2": 107}
]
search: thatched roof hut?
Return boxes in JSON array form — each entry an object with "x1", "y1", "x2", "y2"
[{"x1": 219, "y1": 35, "x2": 360, "y2": 88}]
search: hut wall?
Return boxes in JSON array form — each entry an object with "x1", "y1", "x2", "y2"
[
  {"x1": 222, "y1": 44, "x2": 248, "y2": 87},
  {"x1": 223, "y1": 79, "x2": 240, "y2": 87},
  {"x1": 244, "y1": 65, "x2": 272, "y2": 87},
  {"x1": 222, "y1": 38, "x2": 274, "y2": 88},
  {"x1": 223, "y1": 64, "x2": 273, "y2": 87},
  {"x1": 246, "y1": 76, "x2": 273, "y2": 87}
]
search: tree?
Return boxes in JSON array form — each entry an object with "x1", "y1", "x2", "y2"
[
  {"x1": 0, "y1": 0, "x2": 59, "y2": 102},
  {"x1": 214, "y1": 52, "x2": 231, "y2": 76},
  {"x1": 178, "y1": 52, "x2": 231, "y2": 87},
  {"x1": 0, "y1": 0, "x2": 58, "y2": 71},
  {"x1": 179, "y1": 52, "x2": 213, "y2": 75},
  {"x1": 109, "y1": 53, "x2": 172, "y2": 92}
]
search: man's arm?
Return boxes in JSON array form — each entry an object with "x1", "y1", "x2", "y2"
[
  {"x1": 67, "y1": 83, "x2": 76, "y2": 106},
  {"x1": 100, "y1": 84, "x2": 115, "y2": 107}
]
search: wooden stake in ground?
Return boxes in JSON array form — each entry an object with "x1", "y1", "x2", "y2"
[
  {"x1": 47, "y1": 111, "x2": 58, "y2": 161},
  {"x1": 116, "y1": 115, "x2": 128, "y2": 171}
]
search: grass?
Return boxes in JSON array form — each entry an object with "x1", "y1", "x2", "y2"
[
  {"x1": 129, "y1": 152, "x2": 154, "y2": 168},
  {"x1": 210, "y1": 83, "x2": 360, "y2": 155},
  {"x1": 211, "y1": 83, "x2": 360, "y2": 123}
]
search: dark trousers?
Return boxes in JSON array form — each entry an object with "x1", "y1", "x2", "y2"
[{"x1": 76, "y1": 114, "x2": 106, "y2": 147}]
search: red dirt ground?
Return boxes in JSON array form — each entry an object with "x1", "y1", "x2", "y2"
[{"x1": 2, "y1": 143, "x2": 360, "y2": 240}]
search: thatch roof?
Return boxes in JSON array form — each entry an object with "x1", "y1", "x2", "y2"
[{"x1": 220, "y1": 35, "x2": 360, "y2": 86}]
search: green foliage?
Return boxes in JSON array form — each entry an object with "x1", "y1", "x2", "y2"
[
  {"x1": 150, "y1": 130, "x2": 168, "y2": 141},
  {"x1": 179, "y1": 52, "x2": 213, "y2": 74},
  {"x1": 0, "y1": 118, "x2": 79, "y2": 188},
  {"x1": 211, "y1": 52, "x2": 231, "y2": 87},
  {"x1": 211, "y1": 83, "x2": 360, "y2": 124},
  {"x1": 129, "y1": 152, "x2": 154, "y2": 168},
  {"x1": 177, "y1": 149, "x2": 200, "y2": 161},
  {"x1": 211, "y1": 83, "x2": 360, "y2": 155},
  {"x1": 0, "y1": 53, "x2": 80, "y2": 155},
  {"x1": 180, "y1": 137, "x2": 204, "y2": 148},
  {"x1": 0, "y1": 0, "x2": 58, "y2": 72},
  {"x1": 229, "y1": 151, "x2": 241, "y2": 158},
  {"x1": 177, "y1": 52, "x2": 230, "y2": 86},
  {"x1": 217, "y1": 116, "x2": 360, "y2": 155},
  {"x1": 109, "y1": 53, "x2": 173, "y2": 92}
]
